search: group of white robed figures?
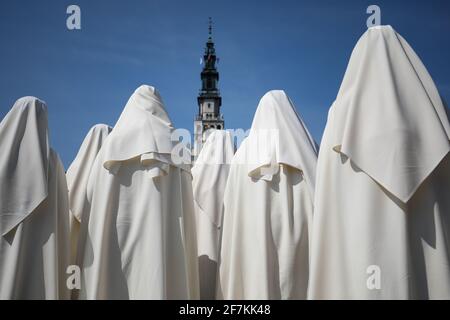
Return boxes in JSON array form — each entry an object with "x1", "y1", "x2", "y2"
[{"x1": 1, "y1": 25, "x2": 450, "y2": 300}]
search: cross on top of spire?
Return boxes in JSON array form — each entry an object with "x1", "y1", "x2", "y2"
[{"x1": 208, "y1": 17, "x2": 213, "y2": 39}]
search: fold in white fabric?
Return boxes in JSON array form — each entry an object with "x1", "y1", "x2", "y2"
[
  {"x1": 333, "y1": 25, "x2": 450, "y2": 203},
  {"x1": 218, "y1": 90, "x2": 317, "y2": 300},
  {"x1": 0, "y1": 97, "x2": 49, "y2": 237},
  {"x1": 0, "y1": 97, "x2": 70, "y2": 299},
  {"x1": 66, "y1": 124, "x2": 111, "y2": 266},
  {"x1": 78, "y1": 85, "x2": 199, "y2": 299},
  {"x1": 101, "y1": 85, "x2": 190, "y2": 175},
  {"x1": 309, "y1": 25, "x2": 450, "y2": 299},
  {"x1": 192, "y1": 130, "x2": 234, "y2": 299},
  {"x1": 242, "y1": 91, "x2": 318, "y2": 199},
  {"x1": 67, "y1": 124, "x2": 112, "y2": 223},
  {"x1": 192, "y1": 130, "x2": 235, "y2": 228}
]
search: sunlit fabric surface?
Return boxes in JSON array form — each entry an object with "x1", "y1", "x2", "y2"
[
  {"x1": 66, "y1": 124, "x2": 111, "y2": 276},
  {"x1": 78, "y1": 85, "x2": 199, "y2": 299},
  {"x1": 192, "y1": 130, "x2": 234, "y2": 299},
  {"x1": 0, "y1": 97, "x2": 70, "y2": 299},
  {"x1": 217, "y1": 90, "x2": 318, "y2": 300},
  {"x1": 308, "y1": 25, "x2": 450, "y2": 300}
]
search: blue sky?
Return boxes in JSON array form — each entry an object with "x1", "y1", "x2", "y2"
[{"x1": 1, "y1": 0, "x2": 449, "y2": 167}]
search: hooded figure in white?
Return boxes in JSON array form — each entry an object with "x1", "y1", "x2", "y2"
[
  {"x1": 217, "y1": 90, "x2": 318, "y2": 300},
  {"x1": 192, "y1": 130, "x2": 234, "y2": 300},
  {"x1": 66, "y1": 124, "x2": 112, "y2": 269},
  {"x1": 0, "y1": 97, "x2": 70, "y2": 300},
  {"x1": 78, "y1": 85, "x2": 199, "y2": 300},
  {"x1": 308, "y1": 26, "x2": 450, "y2": 300}
]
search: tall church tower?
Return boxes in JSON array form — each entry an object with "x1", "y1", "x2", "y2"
[{"x1": 193, "y1": 17, "x2": 224, "y2": 157}]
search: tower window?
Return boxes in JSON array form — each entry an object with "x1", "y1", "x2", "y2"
[{"x1": 217, "y1": 125, "x2": 222, "y2": 129}]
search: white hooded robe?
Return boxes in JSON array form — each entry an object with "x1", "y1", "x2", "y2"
[
  {"x1": 308, "y1": 26, "x2": 450, "y2": 300},
  {"x1": 78, "y1": 85, "x2": 199, "y2": 300},
  {"x1": 192, "y1": 130, "x2": 234, "y2": 299},
  {"x1": 217, "y1": 90, "x2": 318, "y2": 300},
  {"x1": 0, "y1": 97, "x2": 70, "y2": 300},
  {"x1": 66, "y1": 124, "x2": 111, "y2": 297}
]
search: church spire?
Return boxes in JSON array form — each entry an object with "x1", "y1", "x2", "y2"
[
  {"x1": 208, "y1": 17, "x2": 213, "y2": 39},
  {"x1": 193, "y1": 18, "x2": 224, "y2": 158},
  {"x1": 200, "y1": 18, "x2": 220, "y2": 97}
]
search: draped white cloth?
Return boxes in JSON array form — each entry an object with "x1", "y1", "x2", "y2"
[
  {"x1": 217, "y1": 90, "x2": 318, "y2": 300},
  {"x1": 78, "y1": 85, "x2": 199, "y2": 300},
  {"x1": 0, "y1": 97, "x2": 70, "y2": 300},
  {"x1": 308, "y1": 25, "x2": 450, "y2": 300},
  {"x1": 192, "y1": 130, "x2": 234, "y2": 299},
  {"x1": 66, "y1": 124, "x2": 111, "y2": 266}
]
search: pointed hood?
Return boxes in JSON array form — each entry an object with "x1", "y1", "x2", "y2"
[
  {"x1": 332, "y1": 25, "x2": 450, "y2": 203},
  {"x1": 101, "y1": 85, "x2": 190, "y2": 177},
  {"x1": 192, "y1": 130, "x2": 234, "y2": 227},
  {"x1": 66, "y1": 124, "x2": 112, "y2": 222},
  {"x1": 237, "y1": 90, "x2": 318, "y2": 199},
  {"x1": 0, "y1": 97, "x2": 50, "y2": 236}
]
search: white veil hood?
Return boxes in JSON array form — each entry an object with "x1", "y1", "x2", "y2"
[
  {"x1": 243, "y1": 90, "x2": 318, "y2": 199},
  {"x1": 66, "y1": 124, "x2": 112, "y2": 222},
  {"x1": 101, "y1": 85, "x2": 190, "y2": 176},
  {"x1": 192, "y1": 130, "x2": 234, "y2": 227},
  {"x1": 218, "y1": 90, "x2": 317, "y2": 299},
  {"x1": 333, "y1": 25, "x2": 450, "y2": 202},
  {"x1": 0, "y1": 97, "x2": 49, "y2": 236}
]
